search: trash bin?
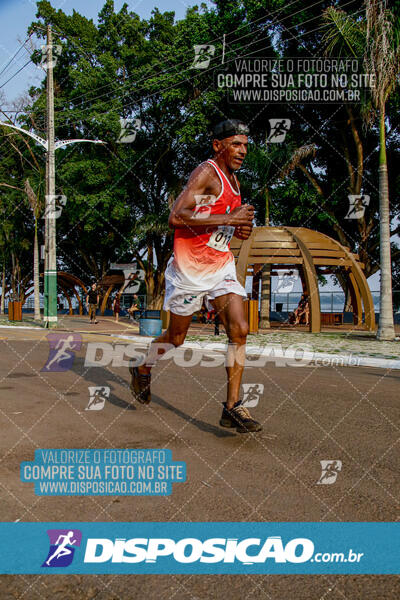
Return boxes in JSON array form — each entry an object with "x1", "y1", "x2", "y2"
[
  {"x1": 139, "y1": 318, "x2": 162, "y2": 337},
  {"x1": 142, "y1": 310, "x2": 161, "y2": 319},
  {"x1": 8, "y1": 301, "x2": 22, "y2": 321}
]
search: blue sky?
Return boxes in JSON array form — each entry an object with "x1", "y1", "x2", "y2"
[{"x1": 0, "y1": 0, "x2": 209, "y2": 104}]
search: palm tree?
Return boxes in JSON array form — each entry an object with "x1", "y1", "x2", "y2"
[
  {"x1": 364, "y1": 0, "x2": 399, "y2": 340},
  {"x1": 323, "y1": 1, "x2": 399, "y2": 340},
  {"x1": 25, "y1": 179, "x2": 42, "y2": 321}
]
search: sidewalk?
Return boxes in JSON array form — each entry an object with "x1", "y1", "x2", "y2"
[{"x1": 1, "y1": 314, "x2": 399, "y2": 367}]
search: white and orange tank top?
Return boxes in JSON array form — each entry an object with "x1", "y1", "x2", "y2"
[{"x1": 167, "y1": 159, "x2": 242, "y2": 291}]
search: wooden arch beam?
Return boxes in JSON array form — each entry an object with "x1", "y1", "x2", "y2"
[
  {"x1": 285, "y1": 228, "x2": 321, "y2": 333},
  {"x1": 236, "y1": 232, "x2": 255, "y2": 288},
  {"x1": 315, "y1": 232, "x2": 375, "y2": 331},
  {"x1": 101, "y1": 285, "x2": 114, "y2": 315},
  {"x1": 58, "y1": 282, "x2": 73, "y2": 315},
  {"x1": 70, "y1": 286, "x2": 83, "y2": 315},
  {"x1": 347, "y1": 270, "x2": 362, "y2": 326}
]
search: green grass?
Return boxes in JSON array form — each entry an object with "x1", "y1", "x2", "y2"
[
  {"x1": 185, "y1": 330, "x2": 399, "y2": 361},
  {"x1": 0, "y1": 319, "x2": 44, "y2": 328}
]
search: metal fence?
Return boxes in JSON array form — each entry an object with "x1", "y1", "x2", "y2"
[
  {"x1": 9, "y1": 293, "x2": 148, "y2": 312},
  {"x1": 272, "y1": 291, "x2": 400, "y2": 314},
  {"x1": 4, "y1": 291, "x2": 400, "y2": 314}
]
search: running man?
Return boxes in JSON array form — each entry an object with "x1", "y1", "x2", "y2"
[{"x1": 130, "y1": 119, "x2": 262, "y2": 433}]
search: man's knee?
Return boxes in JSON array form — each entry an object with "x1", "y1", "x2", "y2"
[
  {"x1": 166, "y1": 331, "x2": 186, "y2": 348},
  {"x1": 227, "y1": 320, "x2": 248, "y2": 342},
  {"x1": 171, "y1": 334, "x2": 186, "y2": 347}
]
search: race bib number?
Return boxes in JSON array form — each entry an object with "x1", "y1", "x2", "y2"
[{"x1": 207, "y1": 226, "x2": 235, "y2": 252}]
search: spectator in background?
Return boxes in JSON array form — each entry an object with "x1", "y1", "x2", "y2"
[
  {"x1": 86, "y1": 283, "x2": 99, "y2": 324},
  {"x1": 112, "y1": 294, "x2": 121, "y2": 323},
  {"x1": 293, "y1": 292, "x2": 310, "y2": 326},
  {"x1": 127, "y1": 294, "x2": 141, "y2": 321}
]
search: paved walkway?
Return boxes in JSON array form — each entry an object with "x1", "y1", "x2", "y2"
[{"x1": 1, "y1": 314, "x2": 399, "y2": 365}]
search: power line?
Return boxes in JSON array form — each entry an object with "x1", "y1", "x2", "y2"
[
  {"x1": 53, "y1": 1, "x2": 364, "y2": 121},
  {"x1": 54, "y1": 0, "x2": 329, "y2": 110},
  {"x1": 22, "y1": 0, "x2": 356, "y2": 123},
  {"x1": 0, "y1": 33, "x2": 34, "y2": 80},
  {"x1": 28, "y1": 0, "x2": 322, "y2": 117},
  {"x1": 0, "y1": 60, "x2": 33, "y2": 90}
]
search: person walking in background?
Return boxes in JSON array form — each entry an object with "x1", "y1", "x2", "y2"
[
  {"x1": 86, "y1": 283, "x2": 99, "y2": 324},
  {"x1": 112, "y1": 294, "x2": 121, "y2": 323}
]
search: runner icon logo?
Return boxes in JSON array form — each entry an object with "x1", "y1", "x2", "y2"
[
  {"x1": 267, "y1": 118, "x2": 291, "y2": 143},
  {"x1": 242, "y1": 383, "x2": 264, "y2": 408},
  {"x1": 86, "y1": 386, "x2": 110, "y2": 411},
  {"x1": 42, "y1": 195, "x2": 67, "y2": 220},
  {"x1": 39, "y1": 44, "x2": 62, "y2": 70},
  {"x1": 192, "y1": 45, "x2": 215, "y2": 69},
  {"x1": 42, "y1": 529, "x2": 82, "y2": 568},
  {"x1": 274, "y1": 269, "x2": 298, "y2": 293},
  {"x1": 42, "y1": 333, "x2": 82, "y2": 372},
  {"x1": 345, "y1": 195, "x2": 370, "y2": 219},
  {"x1": 117, "y1": 118, "x2": 141, "y2": 144},
  {"x1": 317, "y1": 460, "x2": 342, "y2": 485}
]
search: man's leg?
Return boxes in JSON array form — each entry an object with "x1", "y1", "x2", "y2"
[
  {"x1": 210, "y1": 293, "x2": 248, "y2": 410},
  {"x1": 138, "y1": 312, "x2": 193, "y2": 374},
  {"x1": 211, "y1": 293, "x2": 262, "y2": 433},
  {"x1": 130, "y1": 312, "x2": 193, "y2": 403}
]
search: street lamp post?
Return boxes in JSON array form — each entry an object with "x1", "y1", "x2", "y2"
[
  {"x1": 0, "y1": 25, "x2": 104, "y2": 327},
  {"x1": 45, "y1": 24, "x2": 57, "y2": 326}
]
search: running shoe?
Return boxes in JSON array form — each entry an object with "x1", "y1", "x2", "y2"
[
  {"x1": 129, "y1": 364, "x2": 151, "y2": 404},
  {"x1": 219, "y1": 401, "x2": 262, "y2": 433}
]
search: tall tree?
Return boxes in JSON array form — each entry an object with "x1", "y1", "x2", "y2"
[
  {"x1": 365, "y1": 0, "x2": 399, "y2": 340},
  {"x1": 323, "y1": 1, "x2": 399, "y2": 339},
  {"x1": 25, "y1": 178, "x2": 42, "y2": 321}
]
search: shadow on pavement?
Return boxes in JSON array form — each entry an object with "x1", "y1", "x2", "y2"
[{"x1": 152, "y1": 395, "x2": 236, "y2": 439}]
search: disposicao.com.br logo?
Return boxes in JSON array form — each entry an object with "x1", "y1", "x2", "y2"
[
  {"x1": 42, "y1": 529, "x2": 82, "y2": 567},
  {"x1": 82, "y1": 536, "x2": 363, "y2": 565}
]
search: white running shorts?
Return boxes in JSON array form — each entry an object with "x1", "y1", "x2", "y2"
[{"x1": 163, "y1": 269, "x2": 247, "y2": 316}]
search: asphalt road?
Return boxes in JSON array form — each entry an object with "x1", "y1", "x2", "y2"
[{"x1": 0, "y1": 333, "x2": 399, "y2": 599}]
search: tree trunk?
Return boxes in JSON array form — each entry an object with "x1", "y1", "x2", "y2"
[
  {"x1": 259, "y1": 264, "x2": 271, "y2": 328},
  {"x1": 0, "y1": 264, "x2": 5, "y2": 314},
  {"x1": 33, "y1": 217, "x2": 41, "y2": 320},
  {"x1": 377, "y1": 108, "x2": 395, "y2": 341},
  {"x1": 259, "y1": 186, "x2": 271, "y2": 328}
]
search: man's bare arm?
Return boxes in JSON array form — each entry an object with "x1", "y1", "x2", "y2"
[{"x1": 169, "y1": 163, "x2": 254, "y2": 229}]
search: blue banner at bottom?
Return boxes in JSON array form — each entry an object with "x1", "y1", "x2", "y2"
[{"x1": 0, "y1": 522, "x2": 398, "y2": 574}]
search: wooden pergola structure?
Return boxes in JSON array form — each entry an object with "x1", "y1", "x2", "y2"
[
  {"x1": 97, "y1": 271, "x2": 142, "y2": 314},
  {"x1": 97, "y1": 274, "x2": 125, "y2": 314},
  {"x1": 43, "y1": 270, "x2": 141, "y2": 315},
  {"x1": 231, "y1": 226, "x2": 375, "y2": 333},
  {"x1": 56, "y1": 272, "x2": 88, "y2": 315}
]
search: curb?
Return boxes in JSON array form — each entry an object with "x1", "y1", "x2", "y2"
[
  {"x1": 116, "y1": 335, "x2": 400, "y2": 371},
  {"x1": 0, "y1": 325, "x2": 43, "y2": 330}
]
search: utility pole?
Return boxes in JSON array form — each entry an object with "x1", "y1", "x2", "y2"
[
  {"x1": 44, "y1": 24, "x2": 57, "y2": 327},
  {"x1": 0, "y1": 26, "x2": 104, "y2": 326}
]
